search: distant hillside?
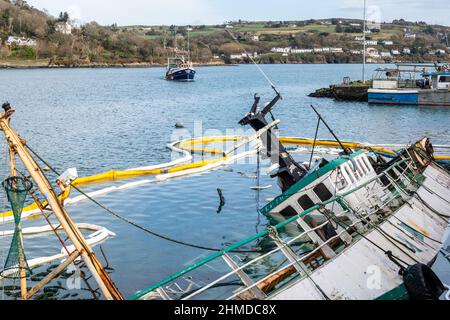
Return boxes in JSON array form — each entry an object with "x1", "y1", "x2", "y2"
[
  {"x1": 0, "y1": 0, "x2": 48, "y2": 38},
  {"x1": 0, "y1": 1, "x2": 449, "y2": 67},
  {"x1": 0, "y1": 0, "x2": 167, "y2": 66}
]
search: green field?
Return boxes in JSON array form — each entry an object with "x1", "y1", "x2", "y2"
[{"x1": 125, "y1": 21, "x2": 437, "y2": 45}]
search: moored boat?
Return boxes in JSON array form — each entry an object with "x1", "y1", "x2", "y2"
[
  {"x1": 368, "y1": 63, "x2": 450, "y2": 106},
  {"x1": 165, "y1": 54, "x2": 196, "y2": 81}
]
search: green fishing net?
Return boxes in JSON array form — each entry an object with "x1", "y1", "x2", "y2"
[{"x1": 1, "y1": 176, "x2": 33, "y2": 279}]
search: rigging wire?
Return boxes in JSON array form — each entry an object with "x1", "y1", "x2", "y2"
[
  {"x1": 327, "y1": 169, "x2": 413, "y2": 271},
  {"x1": 12, "y1": 168, "x2": 101, "y2": 300},
  {"x1": 226, "y1": 29, "x2": 281, "y2": 96},
  {"x1": 329, "y1": 163, "x2": 421, "y2": 265},
  {"x1": 1, "y1": 139, "x2": 8, "y2": 300},
  {"x1": 24, "y1": 144, "x2": 274, "y2": 254},
  {"x1": 326, "y1": 203, "x2": 411, "y2": 270},
  {"x1": 309, "y1": 117, "x2": 321, "y2": 168}
]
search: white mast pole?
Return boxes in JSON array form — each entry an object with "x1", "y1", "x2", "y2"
[{"x1": 363, "y1": 0, "x2": 367, "y2": 82}]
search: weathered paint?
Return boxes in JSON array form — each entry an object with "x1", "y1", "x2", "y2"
[{"x1": 269, "y1": 164, "x2": 450, "y2": 300}]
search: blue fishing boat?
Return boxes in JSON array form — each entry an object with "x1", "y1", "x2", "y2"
[
  {"x1": 165, "y1": 54, "x2": 196, "y2": 81},
  {"x1": 368, "y1": 63, "x2": 450, "y2": 106}
]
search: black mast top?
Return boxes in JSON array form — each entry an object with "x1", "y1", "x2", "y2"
[{"x1": 239, "y1": 93, "x2": 308, "y2": 192}]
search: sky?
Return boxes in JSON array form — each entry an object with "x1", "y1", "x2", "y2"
[{"x1": 26, "y1": 0, "x2": 450, "y2": 27}]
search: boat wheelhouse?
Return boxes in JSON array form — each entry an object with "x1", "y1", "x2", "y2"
[{"x1": 368, "y1": 63, "x2": 450, "y2": 106}]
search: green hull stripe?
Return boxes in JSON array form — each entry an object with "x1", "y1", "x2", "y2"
[{"x1": 376, "y1": 284, "x2": 409, "y2": 300}]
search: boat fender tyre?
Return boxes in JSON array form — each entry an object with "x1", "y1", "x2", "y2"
[{"x1": 403, "y1": 263, "x2": 445, "y2": 300}]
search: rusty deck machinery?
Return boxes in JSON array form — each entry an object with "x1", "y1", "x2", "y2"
[{"x1": 0, "y1": 102, "x2": 123, "y2": 300}]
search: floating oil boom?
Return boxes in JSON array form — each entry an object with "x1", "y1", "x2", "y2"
[{"x1": 0, "y1": 102, "x2": 123, "y2": 300}]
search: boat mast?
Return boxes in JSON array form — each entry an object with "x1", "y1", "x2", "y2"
[
  {"x1": 363, "y1": 0, "x2": 367, "y2": 82},
  {"x1": 0, "y1": 104, "x2": 123, "y2": 300},
  {"x1": 187, "y1": 27, "x2": 191, "y2": 63},
  {"x1": 239, "y1": 94, "x2": 308, "y2": 192}
]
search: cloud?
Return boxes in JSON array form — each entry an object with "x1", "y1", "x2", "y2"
[
  {"x1": 27, "y1": 0, "x2": 224, "y2": 25},
  {"x1": 26, "y1": 0, "x2": 450, "y2": 26}
]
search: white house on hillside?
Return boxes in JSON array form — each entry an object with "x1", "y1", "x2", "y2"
[
  {"x1": 6, "y1": 36, "x2": 36, "y2": 47},
  {"x1": 230, "y1": 52, "x2": 258, "y2": 60},
  {"x1": 245, "y1": 34, "x2": 259, "y2": 42},
  {"x1": 55, "y1": 22, "x2": 72, "y2": 35},
  {"x1": 291, "y1": 49, "x2": 313, "y2": 54},
  {"x1": 366, "y1": 47, "x2": 379, "y2": 57},
  {"x1": 405, "y1": 33, "x2": 416, "y2": 39},
  {"x1": 365, "y1": 40, "x2": 378, "y2": 46},
  {"x1": 271, "y1": 47, "x2": 291, "y2": 53}
]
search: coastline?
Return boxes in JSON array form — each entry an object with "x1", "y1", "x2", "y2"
[
  {"x1": 0, "y1": 60, "x2": 231, "y2": 69},
  {"x1": 0, "y1": 60, "x2": 392, "y2": 70}
]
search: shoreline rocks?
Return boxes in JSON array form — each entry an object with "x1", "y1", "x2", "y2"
[{"x1": 309, "y1": 82, "x2": 370, "y2": 102}]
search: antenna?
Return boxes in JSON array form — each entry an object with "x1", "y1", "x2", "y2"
[
  {"x1": 310, "y1": 105, "x2": 352, "y2": 155},
  {"x1": 187, "y1": 26, "x2": 192, "y2": 62}
]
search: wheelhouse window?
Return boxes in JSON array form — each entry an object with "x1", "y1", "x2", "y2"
[
  {"x1": 297, "y1": 195, "x2": 315, "y2": 211},
  {"x1": 280, "y1": 206, "x2": 297, "y2": 216},
  {"x1": 439, "y1": 76, "x2": 450, "y2": 83},
  {"x1": 344, "y1": 166, "x2": 356, "y2": 183},
  {"x1": 313, "y1": 183, "x2": 333, "y2": 202}
]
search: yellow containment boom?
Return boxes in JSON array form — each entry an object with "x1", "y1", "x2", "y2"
[{"x1": 1, "y1": 134, "x2": 449, "y2": 220}]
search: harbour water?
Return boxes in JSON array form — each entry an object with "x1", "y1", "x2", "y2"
[{"x1": 0, "y1": 64, "x2": 449, "y2": 299}]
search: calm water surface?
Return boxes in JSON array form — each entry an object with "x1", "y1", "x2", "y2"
[{"x1": 0, "y1": 64, "x2": 449, "y2": 299}]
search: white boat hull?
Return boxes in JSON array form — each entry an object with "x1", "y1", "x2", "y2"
[{"x1": 270, "y1": 163, "x2": 450, "y2": 300}]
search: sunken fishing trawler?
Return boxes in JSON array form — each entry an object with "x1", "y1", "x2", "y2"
[
  {"x1": 1, "y1": 94, "x2": 450, "y2": 300},
  {"x1": 131, "y1": 89, "x2": 450, "y2": 300}
]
